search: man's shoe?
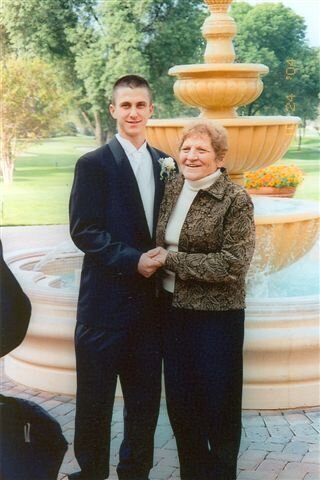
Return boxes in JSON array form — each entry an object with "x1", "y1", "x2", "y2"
[{"x1": 68, "y1": 471, "x2": 106, "y2": 480}]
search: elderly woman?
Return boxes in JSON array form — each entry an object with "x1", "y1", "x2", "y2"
[{"x1": 151, "y1": 120, "x2": 255, "y2": 480}]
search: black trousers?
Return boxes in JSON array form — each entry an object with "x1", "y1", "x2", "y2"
[
  {"x1": 162, "y1": 295, "x2": 244, "y2": 480},
  {"x1": 73, "y1": 316, "x2": 161, "y2": 480}
]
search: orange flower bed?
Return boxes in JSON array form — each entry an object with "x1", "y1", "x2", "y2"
[{"x1": 244, "y1": 165, "x2": 304, "y2": 189}]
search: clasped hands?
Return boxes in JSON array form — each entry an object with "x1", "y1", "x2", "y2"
[{"x1": 137, "y1": 247, "x2": 168, "y2": 278}]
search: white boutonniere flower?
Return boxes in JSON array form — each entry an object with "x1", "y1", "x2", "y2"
[{"x1": 159, "y1": 157, "x2": 176, "y2": 180}]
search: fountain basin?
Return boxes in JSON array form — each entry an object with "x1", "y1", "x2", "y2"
[
  {"x1": 252, "y1": 197, "x2": 319, "y2": 272},
  {"x1": 146, "y1": 116, "x2": 300, "y2": 184},
  {"x1": 4, "y1": 230, "x2": 320, "y2": 408},
  {"x1": 169, "y1": 63, "x2": 269, "y2": 118},
  {"x1": 4, "y1": 249, "x2": 80, "y2": 394},
  {"x1": 244, "y1": 293, "x2": 320, "y2": 409}
]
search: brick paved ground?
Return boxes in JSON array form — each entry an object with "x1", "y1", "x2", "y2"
[{"x1": 1, "y1": 361, "x2": 319, "y2": 480}]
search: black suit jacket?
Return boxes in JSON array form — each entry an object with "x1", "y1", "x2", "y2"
[
  {"x1": 0, "y1": 240, "x2": 31, "y2": 357},
  {"x1": 69, "y1": 136, "x2": 166, "y2": 329}
]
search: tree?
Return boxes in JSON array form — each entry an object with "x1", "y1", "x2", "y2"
[
  {"x1": 70, "y1": 0, "x2": 152, "y2": 144},
  {"x1": 0, "y1": 57, "x2": 71, "y2": 183},
  {"x1": 65, "y1": 0, "x2": 206, "y2": 138},
  {"x1": 143, "y1": 0, "x2": 206, "y2": 117},
  {"x1": 231, "y1": 2, "x2": 320, "y2": 120},
  {"x1": 2, "y1": 0, "x2": 206, "y2": 144}
]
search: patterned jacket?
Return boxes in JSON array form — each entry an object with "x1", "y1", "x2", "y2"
[{"x1": 156, "y1": 169, "x2": 255, "y2": 311}]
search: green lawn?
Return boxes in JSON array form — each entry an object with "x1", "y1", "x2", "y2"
[
  {"x1": 279, "y1": 135, "x2": 320, "y2": 201},
  {"x1": 1, "y1": 136, "x2": 96, "y2": 225},
  {"x1": 1, "y1": 135, "x2": 319, "y2": 226}
]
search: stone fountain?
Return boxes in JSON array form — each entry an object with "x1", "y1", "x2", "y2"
[
  {"x1": 4, "y1": 0, "x2": 320, "y2": 408},
  {"x1": 146, "y1": 0, "x2": 300, "y2": 186}
]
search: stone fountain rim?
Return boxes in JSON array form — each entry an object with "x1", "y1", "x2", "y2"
[
  {"x1": 147, "y1": 116, "x2": 300, "y2": 127},
  {"x1": 169, "y1": 63, "x2": 269, "y2": 76},
  {"x1": 246, "y1": 295, "x2": 320, "y2": 308},
  {"x1": 6, "y1": 248, "x2": 81, "y2": 302}
]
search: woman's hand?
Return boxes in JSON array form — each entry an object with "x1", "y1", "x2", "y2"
[{"x1": 147, "y1": 247, "x2": 168, "y2": 265}]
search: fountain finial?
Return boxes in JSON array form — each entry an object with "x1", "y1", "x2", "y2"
[
  {"x1": 202, "y1": 0, "x2": 236, "y2": 63},
  {"x1": 168, "y1": 0, "x2": 268, "y2": 119}
]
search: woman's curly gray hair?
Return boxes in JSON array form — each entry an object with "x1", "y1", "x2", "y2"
[{"x1": 179, "y1": 120, "x2": 228, "y2": 162}]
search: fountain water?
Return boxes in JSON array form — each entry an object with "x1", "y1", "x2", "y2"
[{"x1": 4, "y1": 0, "x2": 320, "y2": 408}]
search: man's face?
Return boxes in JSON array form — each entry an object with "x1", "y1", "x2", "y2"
[{"x1": 109, "y1": 86, "x2": 154, "y2": 143}]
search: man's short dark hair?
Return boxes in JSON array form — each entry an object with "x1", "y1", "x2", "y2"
[{"x1": 111, "y1": 75, "x2": 152, "y2": 104}]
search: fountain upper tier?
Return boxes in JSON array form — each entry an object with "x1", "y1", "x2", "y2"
[
  {"x1": 167, "y1": 0, "x2": 270, "y2": 118},
  {"x1": 168, "y1": 63, "x2": 269, "y2": 119}
]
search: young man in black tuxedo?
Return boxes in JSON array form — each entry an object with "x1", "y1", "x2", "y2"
[{"x1": 69, "y1": 75, "x2": 167, "y2": 480}]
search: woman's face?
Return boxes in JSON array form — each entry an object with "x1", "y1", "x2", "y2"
[{"x1": 179, "y1": 133, "x2": 223, "y2": 181}]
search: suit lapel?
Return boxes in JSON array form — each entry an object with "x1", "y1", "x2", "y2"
[
  {"x1": 108, "y1": 137, "x2": 150, "y2": 240},
  {"x1": 147, "y1": 145, "x2": 164, "y2": 239}
]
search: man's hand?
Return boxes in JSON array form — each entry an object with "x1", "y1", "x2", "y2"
[
  {"x1": 146, "y1": 247, "x2": 168, "y2": 265},
  {"x1": 137, "y1": 253, "x2": 162, "y2": 278}
]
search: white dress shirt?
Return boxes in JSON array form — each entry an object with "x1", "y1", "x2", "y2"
[
  {"x1": 116, "y1": 134, "x2": 155, "y2": 235},
  {"x1": 163, "y1": 169, "x2": 222, "y2": 293}
]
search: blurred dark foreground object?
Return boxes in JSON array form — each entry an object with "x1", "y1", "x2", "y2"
[
  {"x1": 0, "y1": 239, "x2": 68, "y2": 479},
  {"x1": 0, "y1": 394, "x2": 68, "y2": 480},
  {"x1": 0, "y1": 239, "x2": 31, "y2": 357}
]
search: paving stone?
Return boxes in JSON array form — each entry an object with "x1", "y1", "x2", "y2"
[
  {"x1": 283, "y1": 441, "x2": 310, "y2": 455},
  {"x1": 242, "y1": 413, "x2": 265, "y2": 427},
  {"x1": 239, "y1": 438, "x2": 251, "y2": 454},
  {"x1": 238, "y1": 450, "x2": 267, "y2": 470},
  {"x1": 168, "y1": 469, "x2": 180, "y2": 478},
  {"x1": 245, "y1": 426, "x2": 270, "y2": 442},
  {"x1": 248, "y1": 442, "x2": 284, "y2": 452},
  {"x1": 157, "y1": 411, "x2": 171, "y2": 426},
  {"x1": 14, "y1": 391, "x2": 35, "y2": 400},
  {"x1": 304, "y1": 474, "x2": 320, "y2": 480},
  {"x1": 267, "y1": 451, "x2": 303, "y2": 462},
  {"x1": 237, "y1": 471, "x2": 277, "y2": 479},
  {"x1": 291, "y1": 424, "x2": 319, "y2": 436},
  {"x1": 305, "y1": 411, "x2": 320, "y2": 422},
  {"x1": 163, "y1": 438, "x2": 177, "y2": 450},
  {"x1": 36, "y1": 391, "x2": 57, "y2": 400},
  {"x1": 284, "y1": 462, "x2": 320, "y2": 474},
  {"x1": 40, "y1": 399, "x2": 62, "y2": 411},
  {"x1": 256, "y1": 459, "x2": 287, "y2": 472},
  {"x1": 308, "y1": 443, "x2": 320, "y2": 452},
  {"x1": 49, "y1": 402, "x2": 75, "y2": 416},
  {"x1": 267, "y1": 425, "x2": 294, "y2": 440},
  {"x1": 263, "y1": 415, "x2": 288, "y2": 426},
  {"x1": 53, "y1": 394, "x2": 73, "y2": 402},
  {"x1": 276, "y1": 473, "x2": 306, "y2": 479},
  {"x1": 154, "y1": 426, "x2": 174, "y2": 448},
  {"x1": 311, "y1": 423, "x2": 320, "y2": 433},
  {"x1": 26, "y1": 394, "x2": 48, "y2": 405},
  {"x1": 293, "y1": 435, "x2": 319, "y2": 444},
  {"x1": 63, "y1": 420, "x2": 75, "y2": 430},
  {"x1": 302, "y1": 451, "x2": 320, "y2": 463},
  {"x1": 111, "y1": 421, "x2": 124, "y2": 434},
  {"x1": 154, "y1": 448, "x2": 179, "y2": 468},
  {"x1": 150, "y1": 459, "x2": 176, "y2": 480},
  {"x1": 57, "y1": 410, "x2": 76, "y2": 427},
  {"x1": 284, "y1": 413, "x2": 311, "y2": 425}
]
